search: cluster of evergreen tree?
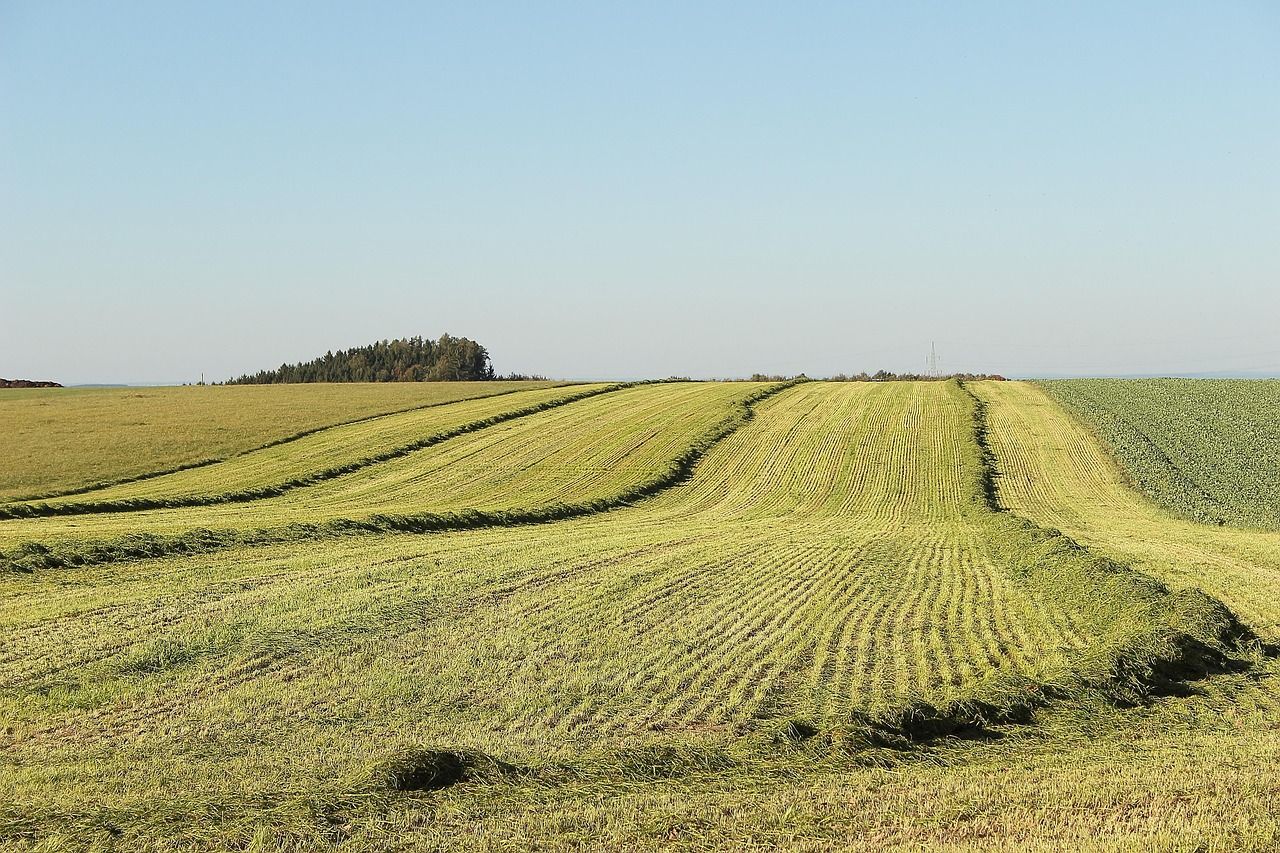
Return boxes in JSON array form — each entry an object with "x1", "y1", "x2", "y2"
[
  {"x1": 227, "y1": 335, "x2": 495, "y2": 384},
  {"x1": 0, "y1": 378, "x2": 62, "y2": 388}
]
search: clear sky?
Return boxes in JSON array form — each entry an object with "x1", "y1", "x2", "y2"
[{"x1": 2, "y1": 2, "x2": 1277, "y2": 383}]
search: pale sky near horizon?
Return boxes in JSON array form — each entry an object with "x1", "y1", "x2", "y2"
[{"x1": 2, "y1": 2, "x2": 1277, "y2": 384}]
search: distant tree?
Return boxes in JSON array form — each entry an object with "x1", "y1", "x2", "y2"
[{"x1": 824, "y1": 370, "x2": 1006, "y2": 382}]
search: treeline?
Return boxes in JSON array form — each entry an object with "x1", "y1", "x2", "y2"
[
  {"x1": 227, "y1": 336, "x2": 496, "y2": 384},
  {"x1": 0, "y1": 378, "x2": 62, "y2": 388},
  {"x1": 828, "y1": 371, "x2": 1007, "y2": 382},
  {"x1": 742, "y1": 372, "x2": 1006, "y2": 382}
]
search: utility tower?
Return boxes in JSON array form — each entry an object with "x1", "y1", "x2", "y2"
[{"x1": 926, "y1": 343, "x2": 940, "y2": 378}]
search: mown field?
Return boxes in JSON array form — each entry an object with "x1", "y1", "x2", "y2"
[
  {"x1": 1, "y1": 379, "x2": 1277, "y2": 851},
  {"x1": 0, "y1": 381, "x2": 562, "y2": 502}
]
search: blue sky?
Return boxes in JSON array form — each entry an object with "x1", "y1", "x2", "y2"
[{"x1": 2, "y1": 2, "x2": 1277, "y2": 383}]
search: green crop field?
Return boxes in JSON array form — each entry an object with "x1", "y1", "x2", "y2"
[
  {"x1": 2, "y1": 379, "x2": 1278, "y2": 851},
  {"x1": 1037, "y1": 379, "x2": 1280, "y2": 530}
]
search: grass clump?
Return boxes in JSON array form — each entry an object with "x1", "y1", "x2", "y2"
[{"x1": 373, "y1": 749, "x2": 521, "y2": 792}]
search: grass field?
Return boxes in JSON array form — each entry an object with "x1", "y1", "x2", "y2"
[
  {"x1": 1, "y1": 379, "x2": 1276, "y2": 850},
  {"x1": 0, "y1": 383, "x2": 615, "y2": 522},
  {"x1": 0, "y1": 381, "x2": 562, "y2": 502}
]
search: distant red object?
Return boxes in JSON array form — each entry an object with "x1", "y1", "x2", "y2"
[{"x1": 0, "y1": 378, "x2": 62, "y2": 388}]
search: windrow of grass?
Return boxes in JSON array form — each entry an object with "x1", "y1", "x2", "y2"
[
  {"x1": 0, "y1": 383, "x2": 616, "y2": 519},
  {"x1": 0, "y1": 381, "x2": 797, "y2": 572},
  {"x1": 2, "y1": 381, "x2": 1092, "y2": 838},
  {"x1": 552, "y1": 383, "x2": 1256, "y2": 755},
  {"x1": 0, "y1": 380, "x2": 563, "y2": 502}
]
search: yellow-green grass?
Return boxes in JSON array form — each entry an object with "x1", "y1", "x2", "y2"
[
  {"x1": 0, "y1": 381, "x2": 562, "y2": 502},
  {"x1": 0, "y1": 380, "x2": 1266, "y2": 850},
  {"x1": 898, "y1": 378, "x2": 1280, "y2": 852},
  {"x1": 0, "y1": 382, "x2": 762, "y2": 549},
  {"x1": 1, "y1": 382, "x2": 1121, "y2": 840},
  {"x1": 315, "y1": 700, "x2": 1280, "y2": 852},
  {"x1": 3, "y1": 383, "x2": 610, "y2": 517},
  {"x1": 344, "y1": 380, "x2": 1276, "y2": 853}
]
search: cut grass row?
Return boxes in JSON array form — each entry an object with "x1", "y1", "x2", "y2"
[
  {"x1": 1, "y1": 384, "x2": 1076, "y2": 761},
  {"x1": 0, "y1": 383, "x2": 615, "y2": 519},
  {"x1": 0, "y1": 381, "x2": 787, "y2": 567},
  {"x1": 937, "y1": 378, "x2": 1280, "y2": 852},
  {"x1": 0, "y1": 381, "x2": 563, "y2": 502}
]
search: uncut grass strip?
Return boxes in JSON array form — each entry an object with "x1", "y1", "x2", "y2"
[
  {"x1": 0, "y1": 380, "x2": 804, "y2": 573},
  {"x1": 0, "y1": 382, "x2": 571, "y2": 506},
  {"x1": 0, "y1": 383, "x2": 631, "y2": 520}
]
